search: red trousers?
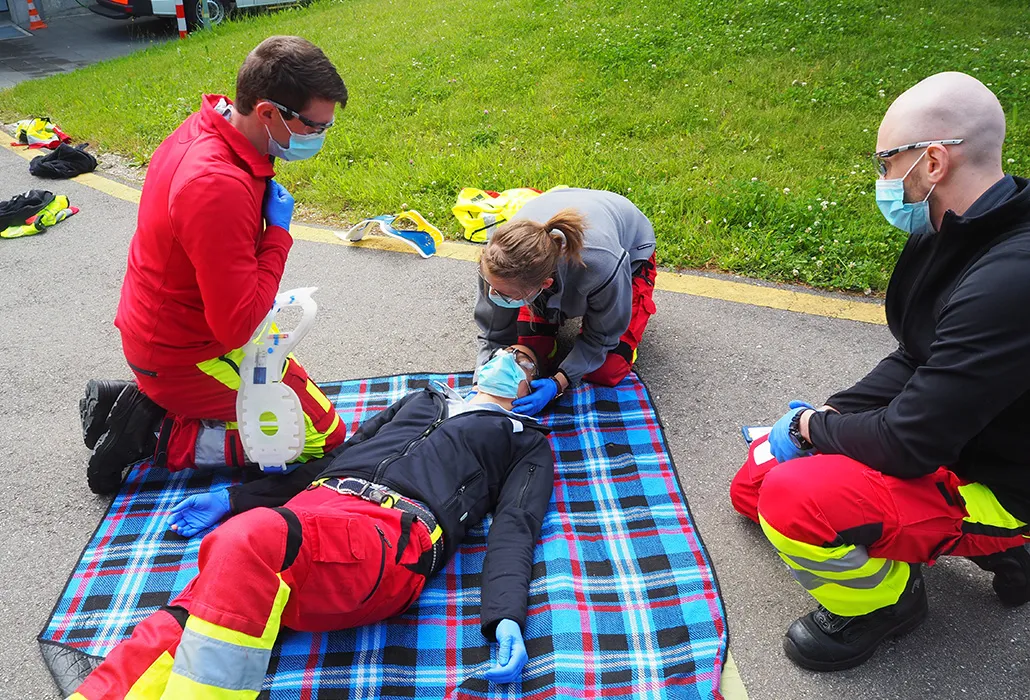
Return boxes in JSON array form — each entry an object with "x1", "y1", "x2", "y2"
[
  {"x1": 517, "y1": 253, "x2": 657, "y2": 386},
  {"x1": 731, "y1": 435, "x2": 1029, "y2": 566},
  {"x1": 129, "y1": 351, "x2": 346, "y2": 471},
  {"x1": 74, "y1": 487, "x2": 434, "y2": 699}
]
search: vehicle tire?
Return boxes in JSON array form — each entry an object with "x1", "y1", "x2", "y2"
[{"x1": 183, "y1": 0, "x2": 230, "y2": 30}]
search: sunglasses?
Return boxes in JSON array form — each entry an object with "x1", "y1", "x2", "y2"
[
  {"x1": 266, "y1": 99, "x2": 335, "y2": 135},
  {"x1": 872, "y1": 139, "x2": 963, "y2": 177},
  {"x1": 492, "y1": 347, "x2": 539, "y2": 378}
]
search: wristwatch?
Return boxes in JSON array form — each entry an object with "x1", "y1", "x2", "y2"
[
  {"x1": 788, "y1": 411, "x2": 814, "y2": 451},
  {"x1": 551, "y1": 370, "x2": 569, "y2": 398}
]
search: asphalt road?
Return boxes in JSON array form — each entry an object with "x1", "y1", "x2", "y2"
[{"x1": 1, "y1": 145, "x2": 1029, "y2": 699}]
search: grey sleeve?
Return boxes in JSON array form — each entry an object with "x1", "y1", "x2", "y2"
[
  {"x1": 474, "y1": 273, "x2": 519, "y2": 371},
  {"x1": 559, "y1": 255, "x2": 633, "y2": 384}
]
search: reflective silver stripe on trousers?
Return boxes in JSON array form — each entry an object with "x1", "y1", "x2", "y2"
[
  {"x1": 194, "y1": 420, "x2": 227, "y2": 468},
  {"x1": 783, "y1": 545, "x2": 871, "y2": 574},
  {"x1": 171, "y1": 626, "x2": 270, "y2": 691},
  {"x1": 789, "y1": 558, "x2": 894, "y2": 592}
]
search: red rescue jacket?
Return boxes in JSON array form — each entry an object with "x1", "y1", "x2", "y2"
[{"x1": 115, "y1": 94, "x2": 292, "y2": 370}]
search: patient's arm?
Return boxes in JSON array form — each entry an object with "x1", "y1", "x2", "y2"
[{"x1": 479, "y1": 433, "x2": 555, "y2": 642}]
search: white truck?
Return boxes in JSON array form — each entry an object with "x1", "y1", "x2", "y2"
[{"x1": 89, "y1": 0, "x2": 289, "y2": 31}]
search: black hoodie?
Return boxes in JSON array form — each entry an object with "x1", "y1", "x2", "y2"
[
  {"x1": 809, "y1": 176, "x2": 1030, "y2": 520},
  {"x1": 228, "y1": 384, "x2": 554, "y2": 640}
]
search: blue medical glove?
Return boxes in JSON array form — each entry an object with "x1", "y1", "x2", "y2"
[
  {"x1": 168, "y1": 489, "x2": 232, "y2": 538},
  {"x1": 511, "y1": 378, "x2": 560, "y2": 416},
  {"x1": 767, "y1": 400, "x2": 815, "y2": 463},
  {"x1": 264, "y1": 179, "x2": 294, "y2": 231},
  {"x1": 483, "y1": 619, "x2": 528, "y2": 683}
]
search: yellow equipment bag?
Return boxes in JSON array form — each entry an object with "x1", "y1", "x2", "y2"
[
  {"x1": 12, "y1": 117, "x2": 71, "y2": 150},
  {"x1": 452, "y1": 186, "x2": 568, "y2": 243}
]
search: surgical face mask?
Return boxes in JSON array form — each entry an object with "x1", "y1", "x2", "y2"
[
  {"x1": 875, "y1": 150, "x2": 936, "y2": 236},
  {"x1": 488, "y1": 287, "x2": 542, "y2": 309},
  {"x1": 476, "y1": 351, "x2": 526, "y2": 398},
  {"x1": 265, "y1": 111, "x2": 326, "y2": 162}
]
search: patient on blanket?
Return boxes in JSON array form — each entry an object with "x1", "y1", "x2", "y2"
[{"x1": 70, "y1": 346, "x2": 554, "y2": 699}]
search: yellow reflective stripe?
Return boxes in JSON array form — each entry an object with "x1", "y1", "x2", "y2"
[
  {"x1": 296, "y1": 412, "x2": 341, "y2": 463},
  {"x1": 125, "y1": 650, "x2": 175, "y2": 699},
  {"x1": 758, "y1": 514, "x2": 858, "y2": 563},
  {"x1": 791, "y1": 560, "x2": 910, "y2": 617},
  {"x1": 305, "y1": 379, "x2": 333, "y2": 413},
  {"x1": 196, "y1": 348, "x2": 245, "y2": 392},
  {"x1": 160, "y1": 675, "x2": 256, "y2": 700},
  {"x1": 429, "y1": 525, "x2": 443, "y2": 544},
  {"x1": 184, "y1": 576, "x2": 290, "y2": 650},
  {"x1": 66, "y1": 695, "x2": 87, "y2": 700},
  {"x1": 759, "y1": 515, "x2": 911, "y2": 616},
  {"x1": 958, "y1": 482, "x2": 1027, "y2": 531}
]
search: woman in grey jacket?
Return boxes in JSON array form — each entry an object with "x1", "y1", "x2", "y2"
[{"x1": 474, "y1": 188, "x2": 657, "y2": 416}]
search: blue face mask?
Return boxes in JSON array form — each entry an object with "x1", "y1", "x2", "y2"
[
  {"x1": 875, "y1": 151, "x2": 936, "y2": 236},
  {"x1": 487, "y1": 286, "x2": 542, "y2": 309},
  {"x1": 476, "y1": 352, "x2": 526, "y2": 398},
  {"x1": 266, "y1": 111, "x2": 326, "y2": 162}
]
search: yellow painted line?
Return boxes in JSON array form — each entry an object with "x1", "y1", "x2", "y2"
[
  {"x1": 720, "y1": 651, "x2": 749, "y2": 700},
  {"x1": 2, "y1": 139, "x2": 883, "y2": 325}
]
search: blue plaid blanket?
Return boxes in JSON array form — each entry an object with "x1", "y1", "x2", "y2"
[{"x1": 41, "y1": 373, "x2": 727, "y2": 699}]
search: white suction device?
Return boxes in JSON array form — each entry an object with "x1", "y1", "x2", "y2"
[{"x1": 236, "y1": 287, "x2": 319, "y2": 473}]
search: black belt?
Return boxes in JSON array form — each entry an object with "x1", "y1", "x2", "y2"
[{"x1": 316, "y1": 476, "x2": 444, "y2": 575}]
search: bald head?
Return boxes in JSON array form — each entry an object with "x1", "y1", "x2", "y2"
[{"x1": 879, "y1": 72, "x2": 1005, "y2": 171}]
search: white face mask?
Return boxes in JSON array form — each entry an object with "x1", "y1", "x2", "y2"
[{"x1": 875, "y1": 149, "x2": 936, "y2": 236}]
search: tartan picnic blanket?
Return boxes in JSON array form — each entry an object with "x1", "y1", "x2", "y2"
[{"x1": 40, "y1": 372, "x2": 727, "y2": 699}]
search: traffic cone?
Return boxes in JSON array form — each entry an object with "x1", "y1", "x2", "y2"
[
  {"x1": 174, "y1": 0, "x2": 187, "y2": 38},
  {"x1": 24, "y1": 0, "x2": 47, "y2": 30}
]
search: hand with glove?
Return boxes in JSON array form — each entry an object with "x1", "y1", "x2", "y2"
[
  {"x1": 263, "y1": 179, "x2": 294, "y2": 232},
  {"x1": 168, "y1": 489, "x2": 232, "y2": 538},
  {"x1": 767, "y1": 400, "x2": 816, "y2": 463},
  {"x1": 483, "y1": 619, "x2": 528, "y2": 683},
  {"x1": 511, "y1": 377, "x2": 561, "y2": 416}
]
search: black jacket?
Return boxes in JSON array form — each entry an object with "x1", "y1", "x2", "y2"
[
  {"x1": 809, "y1": 176, "x2": 1030, "y2": 519},
  {"x1": 228, "y1": 385, "x2": 555, "y2": 640}
]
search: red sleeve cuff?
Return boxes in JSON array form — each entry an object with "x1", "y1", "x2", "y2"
[{"x1": 260, "y1": 225, "x2": 293, "y2": 254}]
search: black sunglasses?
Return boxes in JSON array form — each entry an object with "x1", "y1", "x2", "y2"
[{"x1": 266, "y1": 99, "x2": 334, "y2": 134}]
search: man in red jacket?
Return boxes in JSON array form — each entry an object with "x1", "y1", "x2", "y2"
[{"x1": 80, "y1": 36, "x2": 349, "y2": 494}]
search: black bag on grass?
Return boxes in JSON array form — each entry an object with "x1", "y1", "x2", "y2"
[
  {"x1": 0, "y1": 189, "x2": 54, "y2": 229},
  {"x1": 30, "y1": 143, "x2": 98, "y2": 179}
]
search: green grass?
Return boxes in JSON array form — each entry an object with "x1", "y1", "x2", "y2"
[{"x1": 3, "y1": 0, "x2": 1030, "y2": 292}]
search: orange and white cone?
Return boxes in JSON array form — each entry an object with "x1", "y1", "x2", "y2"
[
  {"x1": 25, "y1": 0, "x2": 47, "y2": 30},
  {"x1": 174, "y1": 0, "x2": 187, "y2": 38}
]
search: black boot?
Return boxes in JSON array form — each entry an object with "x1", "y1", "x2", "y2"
[
  {"x1": 783, "y1": 564, "x2": 928, "y2": 671},
  {"x1": 969, "y1": 544, "x2": 1030, "y2": 606},
  {"x1": 79, "y1": 379, "x2": 134, "y2": 450},
  {"x1": 87, "y1": 384, "x2": 166, "y2": 495}
]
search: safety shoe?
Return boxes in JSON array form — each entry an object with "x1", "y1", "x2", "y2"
[
  {"x1": 79, "y1": 379, "x2": 133, "y2": 450},
  {"x1": 969, "y1": 544, "x2": 1030, "y2": 606},
  {"x1": 783, "y1": 564, "x2": 928, "y2": 671},
  {"x1": 87, "y1": 384, "x2": 165, "y2": 495}
]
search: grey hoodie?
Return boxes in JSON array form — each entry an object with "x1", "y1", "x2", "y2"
[{"x1": 474, "y1": 188, "x2": 656, "y2": 383}]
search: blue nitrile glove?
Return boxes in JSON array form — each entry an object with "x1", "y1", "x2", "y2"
[
  {"x1": 168, "y1": 489, "x2": 232, "y2": 538},
  {"x1": 484, "y1": 619, "x2": 528, "y2": 683},
  {"x1": 264, "y1": 179, "x2": 294, "y2": 231},
  {"x1": 767, "y1": 400, "x2": 816, "y2": 463},
  {"x1": 511, "y1": 378, "x2": 560, "y2": 416}
]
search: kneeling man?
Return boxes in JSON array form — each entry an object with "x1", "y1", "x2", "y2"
[{"x1": 731, "y1": 72, "x2": 1030, "y2": 671}]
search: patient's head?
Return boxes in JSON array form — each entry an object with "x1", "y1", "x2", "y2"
[{"x1": 476, "y1": 344, "x2": 539, "y2": 402}]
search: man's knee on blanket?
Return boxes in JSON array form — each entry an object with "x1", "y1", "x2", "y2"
[{"x1": 185, "y1": 508, "x2": 292, "y2": 638}]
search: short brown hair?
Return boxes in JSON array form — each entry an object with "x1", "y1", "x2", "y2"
[
  {"x1": 235, "y1": 36, "x2": 347, "y2": 115},
  {"x1": 480, "y1": 209, "x2": 587, "y2": 289}
]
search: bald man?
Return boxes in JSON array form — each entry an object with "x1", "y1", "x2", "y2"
[{"x1": 730, "y1": 72, "x2": 1030, "y2": 671}]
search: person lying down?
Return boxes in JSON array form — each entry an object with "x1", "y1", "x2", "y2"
[{"x1": 70, "y1": 345, "x2": 555, "y2": 699}]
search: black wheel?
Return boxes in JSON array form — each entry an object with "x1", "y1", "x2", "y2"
[{"x1": 184, "y1": 0, "x2": 230, "y2": 30}]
